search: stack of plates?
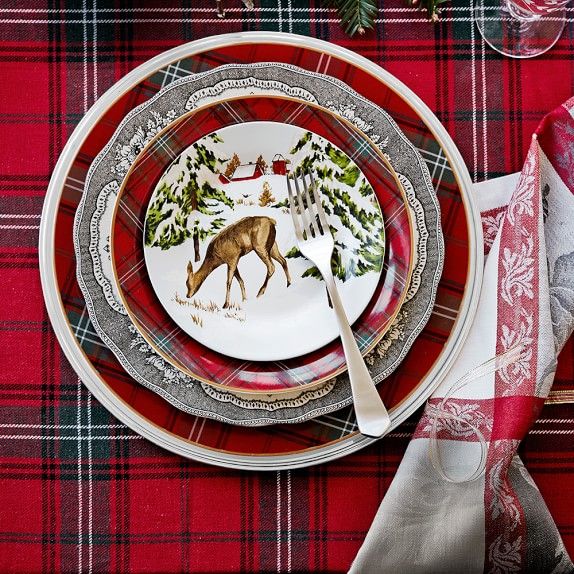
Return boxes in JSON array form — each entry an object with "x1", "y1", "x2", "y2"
[{"x1": 40, "y1": 32, "x2": 483, "y2": 470}]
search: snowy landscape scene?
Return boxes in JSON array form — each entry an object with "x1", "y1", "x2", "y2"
[{"x1": 143, "y1": 121, "x2": 385, "y2": 361}]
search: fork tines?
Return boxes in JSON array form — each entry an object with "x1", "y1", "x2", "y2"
[{"x1": 286, "y1": 171, "x2": 329, "y2": 239}]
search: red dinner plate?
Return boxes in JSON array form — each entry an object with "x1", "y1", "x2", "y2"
[{"x1": 112, "y1": 95, "x2": 413, "y2": 393}]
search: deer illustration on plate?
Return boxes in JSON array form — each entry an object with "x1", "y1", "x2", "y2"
[{"x1": 186, "y1": 215, "x2": 292, "y2": 309}]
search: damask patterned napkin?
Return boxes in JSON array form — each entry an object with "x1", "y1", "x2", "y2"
[{"x1": 350, "y1": 98, "x2": 574, "y2": 573}]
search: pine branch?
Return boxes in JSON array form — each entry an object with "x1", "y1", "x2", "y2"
[
  {"x1": 324, "y1": 0, "x2": 378, "y2": 36},
  {"x1": 323, "y1": 0, "x2": 447, "y2": 35},
  {"x1": 405, "y1": 0, "x2": 448, "y2": 21}
]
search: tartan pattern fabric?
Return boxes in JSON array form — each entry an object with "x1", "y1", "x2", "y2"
[
  {"x1": 351, "y1": 97, "x2": 574, "y2": 572},
  {"x1": 113, "y1": 96, "x2": 412, "y2": 392},
  {"x1": 0, "y1": 2, "x2": 573, "y2": 574}
]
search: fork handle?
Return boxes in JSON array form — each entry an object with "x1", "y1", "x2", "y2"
[{"x1": 320, "y1": 268, "x2": 392, "y2": 438}]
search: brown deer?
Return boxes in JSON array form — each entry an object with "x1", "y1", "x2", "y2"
[{"x1": 186, "y1": 216, "x2": 291, "y2": 309}]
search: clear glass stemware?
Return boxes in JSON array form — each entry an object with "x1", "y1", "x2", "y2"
[{"x1": 475, "y1": 0, "x2": 568, "y2": 58}]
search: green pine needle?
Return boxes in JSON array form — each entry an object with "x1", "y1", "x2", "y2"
[
  {"x1": 324, "y1": 0, "x2": 378, "y2": 36},
  {"x1": 324, "y1": 0, "x2": 445, "y2": 35}
]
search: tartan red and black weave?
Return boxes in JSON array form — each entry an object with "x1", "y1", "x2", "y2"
[{"x1": 1, "y1": 1, "x2": 574, "y2": 573}]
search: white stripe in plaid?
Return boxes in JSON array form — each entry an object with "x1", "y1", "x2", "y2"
[
  {"x1": 417, "y1": 147, "x2": 449, "y2": 190},
  {"x1": 71, "y1": 309, "x2": 107, "y2": 350}
]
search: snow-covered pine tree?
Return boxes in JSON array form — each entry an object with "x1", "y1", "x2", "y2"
[
  {"x1": 144, "y1": 133, "x2": 234, "y2": 261},
  {"x1": 283, "y1": 131, "x2": 385, "y2": 282}
]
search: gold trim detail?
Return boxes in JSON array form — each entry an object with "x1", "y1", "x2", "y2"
[{"x1": 545, "y1": 390, "x2": 574, "y2": 404}]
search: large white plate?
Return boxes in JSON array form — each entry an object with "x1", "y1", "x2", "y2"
[{"x1": 40, "y1": 32, "x2": 483, "y2": 470}]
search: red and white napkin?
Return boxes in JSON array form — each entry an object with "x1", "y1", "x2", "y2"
[{"x1": 350, "y1": 98, "x2": 574, "y2": 573}]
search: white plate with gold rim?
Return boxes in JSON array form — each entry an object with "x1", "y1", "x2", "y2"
[{"x1": 41, "y1": 33, "x2": 481, "y2": 470}]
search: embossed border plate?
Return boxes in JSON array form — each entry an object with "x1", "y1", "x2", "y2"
[
  {"x1": 113, "y1": 96, "x2": 412, "y2": 392},
  {"x1": 73, "y1": 60, "x2": 437, "y2": 418},
  {"x1": 40, "y1": 33, "x2": 482, "y2": 469}
]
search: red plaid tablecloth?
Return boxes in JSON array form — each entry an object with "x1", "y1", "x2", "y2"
[{"x1": 0, "y1": 2, "x2": 573, "y2": 572}]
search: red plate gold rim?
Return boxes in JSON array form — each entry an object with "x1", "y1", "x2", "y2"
[{"x1": 111, "y1": 94, "x2": 415, "y2": 394}]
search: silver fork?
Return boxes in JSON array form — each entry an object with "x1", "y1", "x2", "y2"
[{"x1": 286, "y1": 171, "x2": 391, "y2": 438}]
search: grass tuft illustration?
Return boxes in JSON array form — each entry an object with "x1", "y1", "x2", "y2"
[
  {"x1": 173, "y1": 292, "x2": 245, "y2": 324},
  {"x1": 235, "y1": 198, "x2": 256, "y2": 206},
  {"x1": 190, "y1": 314, "x2": 203, "y2": 327},
  {"x1": 173, "y1": 292, "x2": 228, "y2": 314}
]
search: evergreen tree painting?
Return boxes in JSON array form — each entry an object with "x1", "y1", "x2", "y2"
[
  {"x1": 144, "y1": 134, "x2": 234, "y2": 261},
  {"x1": 224, "y1": 152, "x2": 241, "y2": 178},
  {"x1": 258, "y1": 181, "x2": 275, "y2": 206},
  {"x1": 284, "y1": 131, "x2": 385, "y2": 282},
  {"x1": 256, "y1": 154, "x2": 268, "y2": 174}
]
